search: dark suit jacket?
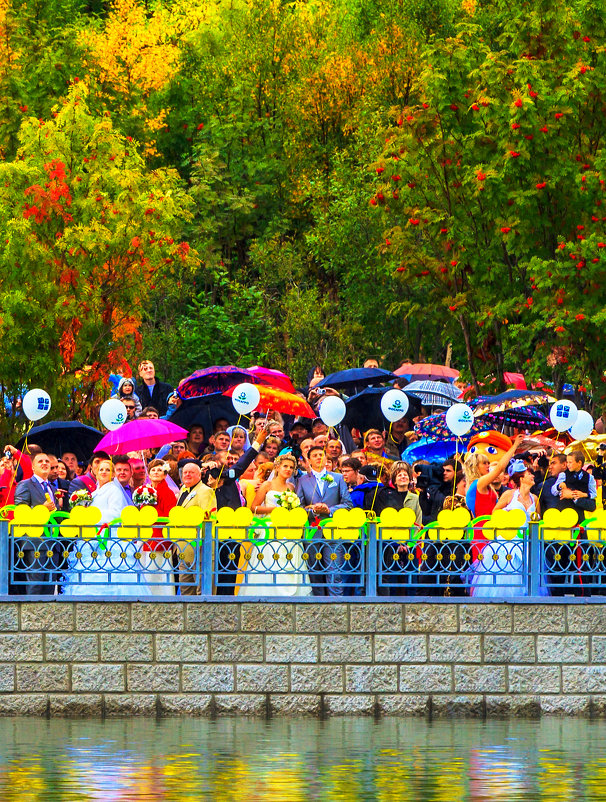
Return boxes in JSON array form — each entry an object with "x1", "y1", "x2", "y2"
[
  {"x1": 215, "y1": 446, "x2": 259, "y2": 510},
  {"x1": 53, "y1": 478, "x2": 71, "y2": 513},
  {"x1": 14, "y1": 477, "x2": 49, "y2": 507},
  {"x1": 68, "y1": 472, "x2": 96, "y2": 496},
  {"x1": 135, "y1": 380, "x2": 173, "y2": 415}
]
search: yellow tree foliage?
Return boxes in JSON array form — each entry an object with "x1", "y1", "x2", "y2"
[{"x1": 79, "y1": 0, "x2": 179, "y2": 155}]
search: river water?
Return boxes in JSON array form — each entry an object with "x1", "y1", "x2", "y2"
[{"x1": 2, "y1": 716, "x2": 606, "y2": 800}]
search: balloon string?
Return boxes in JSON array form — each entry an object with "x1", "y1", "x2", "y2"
[
  {"x1": 370, "y1": 422, "x2": 391, "y2": 513},
  {"x1": 451, "y1": 436, "x2": 459, "y2": 508}
]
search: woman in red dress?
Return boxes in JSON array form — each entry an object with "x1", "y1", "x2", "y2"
[{"x1": 463, "y1": 434, "x2": 524, "y2": 558}]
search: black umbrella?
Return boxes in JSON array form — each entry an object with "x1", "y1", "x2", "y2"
[
  {"x1": 169, "y1": 393, "x2": 240, "y2": 437},
  {"x1": 344, "y1": 387, "x2": 421, "y2": 431},
  {"x1": 315, "y1": 367, "x2": 397, "y2": 395},
  {"x1": 16, "y1": 421, "x2": 103, "y2": 462}
]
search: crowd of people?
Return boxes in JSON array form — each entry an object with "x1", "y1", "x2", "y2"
[{"x1": 0, "y1": 358, "x2": 601, "y2": 599}]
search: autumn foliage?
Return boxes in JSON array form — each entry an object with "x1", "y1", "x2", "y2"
[{"x1": 1, "y1": 0, "x2": 606, "y2": 436}]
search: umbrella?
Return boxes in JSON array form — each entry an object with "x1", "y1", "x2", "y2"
[
  {"x1": 223, "y1": 385, "x2": 315, "y2": 418},
  {"x1": 415, "y1": 405, "x2": 549, "y2": 440},
  {"x1": 16, "y1": 421, "x2": 103, "y2": 462},
  {"x1": 394, "y1": 363, "x2": 460, "y2": 382},
  {"x1": 169, "y1": 394, "x2": 239, "y2": 435},
  {"x1": 401, "y1": 437, "x2": 466, "y2": 463},
  {"x1": 470, "y1": 390, "x2": 555, "y2": 417},
  {"x1": 518, "y1": 434, "x2": 567, "y2": 453},
  {"x1": 344, "y1": 387, "x2": 421, "y2": 431},
  {"x1": 94, "y1": 419, "x2": 189, "y2": 455},
  {"x1": 315, "y1": 368, "x2": 397, "y2": 394},
  {"x1": 246, "y1": 366, "x2": 296, "y2": 394},
  {"x1": 472, "y1": 404, "x2": 550, "y2": 430},
  {"x1": 503, "y1": 372, "x2": 527, "y2": 390},
  {"x1": 404, "y1": 380, "x2": 462, "y2": 408},
  {"x1": 176, "y1": 366, "x2": 268, "y2": 400}
]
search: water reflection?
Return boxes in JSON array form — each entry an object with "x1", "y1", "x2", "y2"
[{"x1": 1, "y1": 717, "x2": 606, "y2": 800}]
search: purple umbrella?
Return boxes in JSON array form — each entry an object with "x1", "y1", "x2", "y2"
[
  {"x1": 415, "y1": 405, "x2": 549, "y2": 439},
  {"x1": 94, "y1": 420, "x2": 189, "y2": 455},
  {"x1": 176, "y1": 366, "x2": 267, "y2": 400}
]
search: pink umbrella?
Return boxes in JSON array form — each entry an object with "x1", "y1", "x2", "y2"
[
  {"x1": 394, "y1": 363, "x2": 460, "y2": 382},
  {"x1": 503, "y1": 372, "x2": 527, "y2": 390},
  {"x1": 94, "y1": 420, "x2": 189, "y2": 455},
  {"x1": 246, "y1": 366, "x2": 296, "y2": 393}
]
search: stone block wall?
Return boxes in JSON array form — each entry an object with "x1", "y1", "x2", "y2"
[{"x1": 1, "y1": 600, "x2": 606, "y2": 717}]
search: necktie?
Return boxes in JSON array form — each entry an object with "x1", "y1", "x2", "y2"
[{"x1": 177, "y1": 489, "x2": 188, "y2": 506}]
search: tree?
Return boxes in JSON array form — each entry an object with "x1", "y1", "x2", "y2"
[
  {"x1": 0, "y1": 83, "x2": 193, "y2": 437},
  {"x1": 370, "y1": 0, "x2": 606, "y2": 397}
]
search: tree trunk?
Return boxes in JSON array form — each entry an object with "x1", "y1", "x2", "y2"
[{"x1": 459, "y1": 316, "x2": 480, "y2": 394}]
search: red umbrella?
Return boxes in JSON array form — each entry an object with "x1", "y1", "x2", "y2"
[
  {"x1": 246, "y1": 366, "x2": 296, "y2": 394},
  {"x1": 94, "y1": 420, "x2": 189, "y2": 455},
  {"x1": 224, "y1": 385, "x2": 315, "y2": 418},
  {"x1": 395, "y1": 363, "x2": 460, "y2": 382}
]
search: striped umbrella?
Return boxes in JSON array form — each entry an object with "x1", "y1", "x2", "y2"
[{"x1": 405, "y1": 380, "x2": 462, "y2": 408}]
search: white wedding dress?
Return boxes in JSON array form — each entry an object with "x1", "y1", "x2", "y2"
[
  {"x1": 62, "y1": 482, "x2": 153, "y2": 597},
  {"x1": 237, "y1": 490, "x2": 312, "y2": 597},
  {"x1": 468, "y1": 491, "x2": 535, "y2": 598}
]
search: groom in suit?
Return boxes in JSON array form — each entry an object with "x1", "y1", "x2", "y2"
[
  {"x1": 13, "y1": 453, "x2": 64, "y2": 595},
  {"x1": 296, "y1": 445, "x2": 354, "y2": 597}
]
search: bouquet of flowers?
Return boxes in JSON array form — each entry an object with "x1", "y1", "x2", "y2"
[
  {"x1": 321, "y1": 474, "x2": 335, "y2": 485},
  {"x1": 133, "y1": 484, "x2": 158, "y2": 509},
  {"x1": 275, "y1": 489, "x2": 301, "y2": 511},
  {"x1": 69, "y1": 489, "x2": 93, "y2": 509}
]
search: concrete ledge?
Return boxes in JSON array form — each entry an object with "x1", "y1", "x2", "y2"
[{"x1": 0, "y1": 601, "x2": 604, "y2": 716}]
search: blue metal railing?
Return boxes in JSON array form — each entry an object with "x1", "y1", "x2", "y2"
[{"x1": 3, "y1": 518, "x2": 606, "y2": 598}]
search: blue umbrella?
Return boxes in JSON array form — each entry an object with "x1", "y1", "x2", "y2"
[
  {"x1": 16, "y1": 421, "x2": 103, "y2": 462},
  {"x1": 315, "y1": 367, "x2": 397, "y2": 394},
  {"x1": 401, "y1": 437, "x2": 468, "y2": 463}
]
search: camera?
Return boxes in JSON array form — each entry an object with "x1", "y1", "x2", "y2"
[
  {"x1": 414, "y1": 462, "x2": 446, "y2": 490},
  {"x1": 288, "y1": 443, "x2": 303, "y2": 462}
]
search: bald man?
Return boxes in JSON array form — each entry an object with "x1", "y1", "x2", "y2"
[{"x1": 176, "y1": 461, "x2": 216, "y2": 595}]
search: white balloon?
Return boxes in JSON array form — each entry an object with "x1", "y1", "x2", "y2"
[
  {"x1": 549, "y1": 399, "x2": 578, "y2": 432},
  {"x1": 319, "y1": 396, "x2": 346, "y2": 427},
  {"x1": 231, "y1": 383, "x2": 260, "y2": 415},
  {"x1": 445, "y1": 403, "x2": 474, "y2": 437},
  {"x1": 569, "y1": 409, "x2": 594, "y2": 441},
  {"x1": 100, "y1": 399, "x2": 128, "y2": 431},
  {"x1": 381, "y1": 389, "x2": 409, "y2": 422},
  {"x1": 22, "y1": 389, "x2": 51, "y2": 422}
]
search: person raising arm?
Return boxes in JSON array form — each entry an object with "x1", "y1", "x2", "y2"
[{"x1": 464, "y1": 434, "x2": 525, "y2": 518}]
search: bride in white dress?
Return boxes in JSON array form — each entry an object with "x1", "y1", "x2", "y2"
[
  {"x1": 469, "y1": 465, "x2": 540, "y2": 598},
  {"x1": 238, "y1": 453, "x2": 311, "y2": 597},
  {"x1": 62, "y1": 459, "x2": 152, "y2": 597}
]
